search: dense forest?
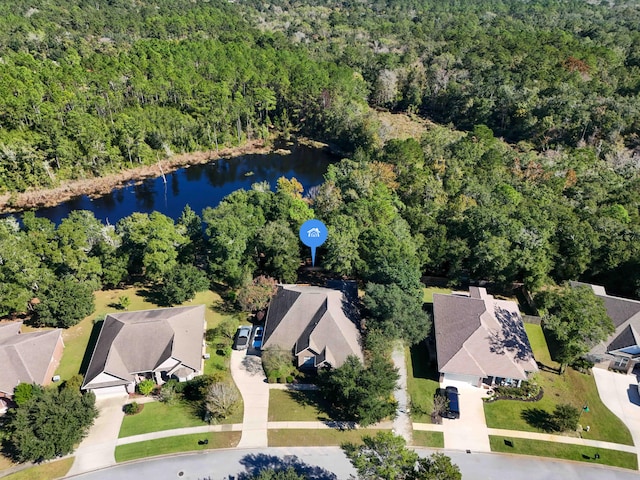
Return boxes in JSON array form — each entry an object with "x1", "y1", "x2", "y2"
[
  {"x1": 1, "y1": 0, "x2": 639, "y2": 193},
  {"x1": 0, "y1": 0, "x2": 639, "y2": 324}
]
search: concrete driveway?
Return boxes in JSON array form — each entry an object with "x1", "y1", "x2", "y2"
[
  {"x1": 441, "y1": 382, "x2": 491, "y2": 452},
  {"x1": 592, "y1": 368, "x2": 640, "y2": 466},
  {"x1": 230, "y1": 349, "x2": 269, "y2": 448},
  {"x1": 67, "y1": 394, "x2": 128, "y2": 476}
]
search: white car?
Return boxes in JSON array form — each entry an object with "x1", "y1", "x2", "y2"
[{"x1": 233, "y1": 326, "x2": 252, "y2": 350}]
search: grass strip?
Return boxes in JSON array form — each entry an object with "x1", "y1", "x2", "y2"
[
  {"x1": 268, "y1": 428, "x2": 389, "y2": 447},
  {"x1": 489, "y1": 436, "x2": 638, "y2": 470},
  {"x1": 115, "y1": 432, "x2": 241, "y2": 463},
  {"x1": 411, "y1": 431, "x2": 444, "y2": 448},
  {"x1": 2, "y1": 458, "x2": 74, "y2": 480}
]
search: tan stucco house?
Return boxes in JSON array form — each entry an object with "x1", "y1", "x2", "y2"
[{"x1": 82, "y1": 305, "x2": 206, "y2": 397}]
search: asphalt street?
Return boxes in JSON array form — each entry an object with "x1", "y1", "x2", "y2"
[{"x1": 66, "y1": 446, "x2": 640, "y2": 480}]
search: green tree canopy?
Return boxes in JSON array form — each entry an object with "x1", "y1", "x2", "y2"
[
  {"x1": 538, "y1": 284, "x2": 614, "y2": 372},
  {"x1": 35, "y1": 275, "x2": 95, "y2": 328},
  {"x1": 3, "y1": 385, "x2": 98, "y2": 463}
]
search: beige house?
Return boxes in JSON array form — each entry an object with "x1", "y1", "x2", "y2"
[
  {"x1": 263, "y1": 284, "x2": 363, "y2": 369},
  {"x1": 82, "y1": 305, "x2": 206, "y2": 397},
  {"x1": 433, "y1": 287, "x2": 538, "y2": 387},
  {"x1": 0, "y1": 322, "x2": 64, "y2": 398}
]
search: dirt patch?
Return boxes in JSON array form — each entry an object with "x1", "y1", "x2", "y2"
[{"x1": 0, "y1": 140, "x2": 271, "y2": 213}]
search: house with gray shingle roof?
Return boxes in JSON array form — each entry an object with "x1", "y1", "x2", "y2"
[
  {"x1": 0, "y1": 322, "x2": 64, "y2": 398},
  {"x1": 262, "y1": 284, "x2": 363, "y2": 369},
  {"x1": 572, "y1": 282, "x2": 640, "y2": 373},
  {"x1": 433, "y1": 287, "x2": 538, "y2": 387},
  {"x1": 82, "y1": 305, "x2": 205, "y2": 397}
]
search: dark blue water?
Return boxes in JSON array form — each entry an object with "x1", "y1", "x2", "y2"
[{"x1": 27, "y1": 145, "x2": 333, "y2": 224}]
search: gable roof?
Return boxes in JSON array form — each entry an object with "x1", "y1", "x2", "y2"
[
  {"x1": 433, "y1": 288, "x2": 538, "y2": 380},
  {"x1": 82, "y1": 305, "x2": 205, "y2": 390},
  {"x1": 571, "y1": 282, "x2": 640, "y2": 357},
  {"x1": 263, "y1": 285, "x2": 363, "y2": 367},
  {"x1": 0, "y1": 322, "x2": 63, "y2": 396}
]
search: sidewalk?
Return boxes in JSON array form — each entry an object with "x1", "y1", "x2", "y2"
[
  {"x1": 487, "y1": 428, "x2": 637, "y2": 453},
  {"x1": 116, "y1": 423, "x2": 243, "y2": 445}
]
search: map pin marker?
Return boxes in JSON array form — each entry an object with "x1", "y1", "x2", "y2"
[{"x1": 299, "y1": 219, "x2": 328, "y2": 267}]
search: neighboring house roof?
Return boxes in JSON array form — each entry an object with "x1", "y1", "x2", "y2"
[
  {"x1": 82, "y1": 305, "x2": 205, "y2": 390},
  {"x1": 0, "y1": 322, "x2": 63, "y2": 396},
  {"x1": 263, "y1": 284, "x2": 363, "y2": 367},
  {"x1": 571, "y1": 282, "x2": 640, "y2": 358},
  {"x1": 433, "y1": 287, "x2": 538, "y2": 380}
]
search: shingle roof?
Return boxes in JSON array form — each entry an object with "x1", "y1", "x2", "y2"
[
  {"x1": 433, "y1": 288, "x2": 538, "y2": 380},
  {"x1": 82, "y1": 305, "x2": 205, "y2": 390},
  {"x1": 263, "y1": 284, "x2": 363, "y2": 367},
  {"x1": 0, "y1": 322, "x2": 62, "y2": 396}
]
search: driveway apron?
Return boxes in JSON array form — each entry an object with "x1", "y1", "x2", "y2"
[
  {"x1": 592, "y1": 368, "x2": 640, "y2": 469},
  {"x1": 67, "y1": 394, "x2": 127, "y2": 476},
  {"x1": 230, "y1": 349, "x2": 269, "y2": 448}
]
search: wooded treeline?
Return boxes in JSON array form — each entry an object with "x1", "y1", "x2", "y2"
[
  {"x1": 1, "y1": 0, "x2": 639, "y2": 193},
  {"x1": 2, "y1": 122, "x2": 638, "y2": 332}
]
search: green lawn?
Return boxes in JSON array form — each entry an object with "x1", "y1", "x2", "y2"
[
  {"x1": 268, "y1": 389, "x2": 330, "y2": 422},
  {"x1": 490, "y1": 436, "x2": 638, "y2": 470},
  {"x1": 406, "y1": 344, "x2": 440, "y2": 423},
  {"x1": 422, "y1": 287, "x2": 451, "y2": 304},
  {"x1": 118, "y1": 400, "x2": 244, "y2": 438},
  {"x1": 55, "y1": 288, "x2": 244, "y2": 382},
  {"x1": 412, "y1": 431, "x2": 444, "y2": 448},
  {"x1": 2, "y1": 458, "x2": 74, "y2": 480},
  {"x1": 115, "y1": 432, "x2": 241, "y2": 463},
  {"x1": 268, "y1": 428, "x2": 389, "y2": 447},
  {"x1": 484, "y1": 324, "x2": 633, "y2": 445}
]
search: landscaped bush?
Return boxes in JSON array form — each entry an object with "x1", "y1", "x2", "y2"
[
  {"x1": 571, "y1": 358, "x2": 595, "y2": 374},
  {"x1": 159, "y1": 381, "x2": 178, "y2": 405},
  {"x1": 262, "y1": 347, "x2": 297, "y2": 380},
  {"x1": 286, "y1": 375, "x2": 294, "y2": 383},
  {"x1": 278, "y1": 377, "x2": 286, "y2": 384},
  {"x1": 137, "y1": 379, "x2": 156, "y2": 396},
  {"x1": 124, "y1": 402, "x2": 143, "y2": 415},
  {"x1": 268, "y1": 376, "x2": 277, "y2": 384},
  {"x1": 490, "y1": 381, "x2": 541, "y2": 401}
]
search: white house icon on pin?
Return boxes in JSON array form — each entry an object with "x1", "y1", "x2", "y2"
[{"x1": 307, "y1": 227, "x2": 321, "y2": 238}]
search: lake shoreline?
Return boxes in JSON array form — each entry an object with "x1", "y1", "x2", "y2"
[{"x1": 0, "y1": 137, "x2": 330, "y2": 214}]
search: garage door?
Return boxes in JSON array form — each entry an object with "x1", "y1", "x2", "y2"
[
  {"x1": 442, "y1": 373, "x2": 480, "y2": 387},
  {"x1": 91, "y1": 385, "x2": 128, "y2": 398}
]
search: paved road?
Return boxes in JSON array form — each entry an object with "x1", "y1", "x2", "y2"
[{"x1": 65, "y1": 446, "x2": 640, "y2": 480}]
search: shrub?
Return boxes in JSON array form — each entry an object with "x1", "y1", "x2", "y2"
[
  {"x1": 268, "y1": 376, "x2": 277, "y2": 384},
  {"x1": 204, "y1": 383, "x2": 240, "y2": 423},
  {"x1": 286, "y1": 375, "x2": 294, "y2": 383},
  {"x1": 124, "y1": 402, "x2": 142, "y2": 415},
  {"x1": 278, "y1": 377, "x2": 286, "y2": 384},
  {"x1": 160, "y1": 381, "x2": 178, "y2": 404},
  {"x1": 262, "y1": 347, "x2": 296, "y2": 379},
  {"x1": 552, "y1": 404, "x2": 581, "y2": 432},
  {"x1": 137, "y1": 379, "x2": 156, "y2": 396}
]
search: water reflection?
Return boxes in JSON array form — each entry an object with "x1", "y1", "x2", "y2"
[{"x1": 26, "y1": 145, "x2": 334, "y2": 224}]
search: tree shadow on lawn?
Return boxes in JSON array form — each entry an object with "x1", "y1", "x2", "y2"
[
  {"x1": 286, "y1": 390, "x2": 334, "y2": 423},
  {"x1": 79, "y1": 320, "x2": 103, "y2": 376},
  {"x1": 235, "y1": 452, "x2": 337, "y2": 480},
  {"x1": 137, "y1": 286, "x2": 173, "y2": 307},
  {"x1": 521, "y1": 408, "x2": 555, "y2": 432}
]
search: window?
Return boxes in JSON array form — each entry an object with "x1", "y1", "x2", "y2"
[{"x1": 613, "y1": 357, "x2": 629, "y2": 369}]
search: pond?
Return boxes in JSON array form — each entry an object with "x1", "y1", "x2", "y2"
[{"x1": 30, "y1": 144, "x2": 334, "y2": 224}]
